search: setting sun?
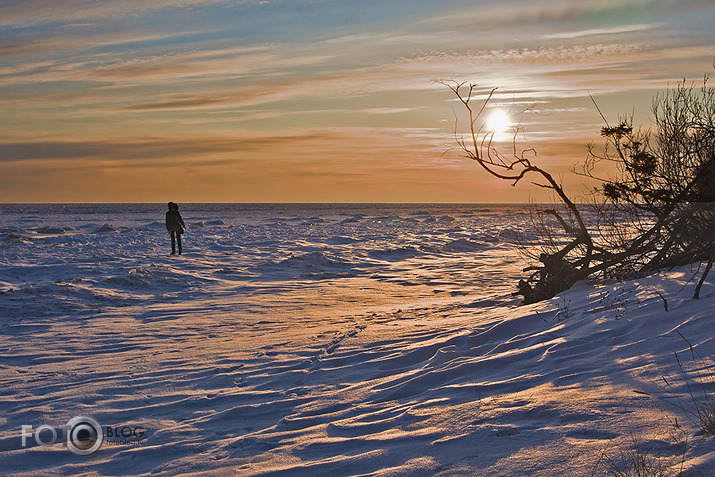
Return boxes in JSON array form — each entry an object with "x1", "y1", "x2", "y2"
[{"x1": 486, "y1": 110, "x2": 511, "y2": 135}]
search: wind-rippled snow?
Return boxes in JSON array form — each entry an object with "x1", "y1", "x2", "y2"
[{"x1": 1, "y1": 204, "x2": 713, "y2": 476}]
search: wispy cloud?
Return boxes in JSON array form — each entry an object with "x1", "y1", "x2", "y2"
[
  {"x1": 425, "y1": 0, "x2": 713, "y2": 31},
  {"x1": 0, "y1": 0, "x2": 234, "y2": 27},
  {"x1": 541, "y1": 23, "x2": 661, "y2": 39}
]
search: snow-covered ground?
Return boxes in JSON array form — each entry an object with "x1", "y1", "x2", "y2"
[{"x1": 0, "y1": 204, "x2": 713, "y2": 476}]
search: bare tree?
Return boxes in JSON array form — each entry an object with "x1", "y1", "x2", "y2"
[{"x1": 440, "y1": 77, "x2": 715, "y2": 303}]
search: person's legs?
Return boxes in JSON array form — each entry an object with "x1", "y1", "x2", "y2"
[
  {"x1": 170, "y1": 231, "x2": 176, "y2": 254},
  {"x1": 177, "y1": 233, "x2": 182, "y2": 255}
]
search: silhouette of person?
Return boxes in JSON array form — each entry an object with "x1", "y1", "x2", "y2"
[{"x1": 166, "y1": 202, "x2": 186, "y2": 255}]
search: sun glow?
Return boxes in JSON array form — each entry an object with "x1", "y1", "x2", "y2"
[{"x1": 486, "y1": 110, "x2": 511, "y2": 136}]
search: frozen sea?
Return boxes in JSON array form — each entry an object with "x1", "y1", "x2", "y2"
[
  {"x1": 0, "y1": 203, "x2": 530, "y2": 319},
  {"x1": 1, "y1": 203, "x2": 713, "y2": 476}
]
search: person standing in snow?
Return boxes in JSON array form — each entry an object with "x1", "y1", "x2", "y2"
[{"x1": 165, "y1": 202, "x2": 186, "y2": 255}]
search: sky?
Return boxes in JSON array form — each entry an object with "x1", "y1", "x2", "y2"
[{"x1": 1, "y1": 0, "x2": 713, "y2": 203}]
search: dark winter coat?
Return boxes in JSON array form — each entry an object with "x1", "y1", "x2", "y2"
[{"x1": 166, "y1": 210, "x2": 185, "y2": 234}]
